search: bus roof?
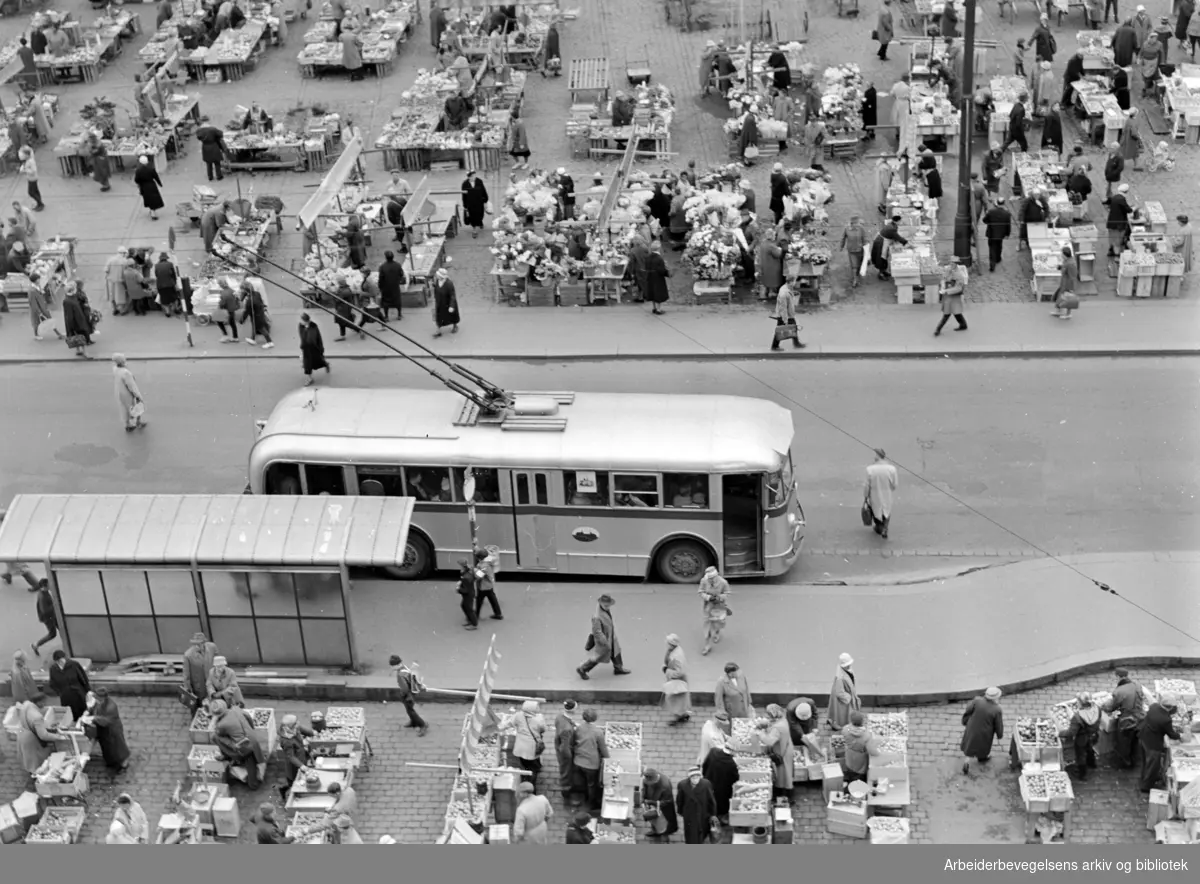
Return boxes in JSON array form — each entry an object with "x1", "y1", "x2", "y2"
[{"x1": 252, "y1": 388, "x2": 794, "y2": 475}]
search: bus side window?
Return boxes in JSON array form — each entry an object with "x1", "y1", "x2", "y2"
[
  {"x1": 357, "y1": 467, "x2": 406, "y2": 497},
  {"x1": 516, "y1": 473, "x2": 530, "y2": 505},
  {"x1": 534, "y1": 473, "x2": 548, "y2": 505},
  {"x1": 266, "y1": 462, "x2": 301, "y2": 495},
  {"x1": 612, "y1": 474, "x2": 659, "y2": 508},
  {"x1": 564, "y1": 471, "x2": 609, "y2": 506},
  {"x1": 305, "y1": 464, "x2": 346, "y2": 496},
  {"x1": 452, "y1": 468, "x2": 501, "y2": 503},
  {"x1": 409, "y1": 467, "x2": 453, "y2": 502},
  {"x1": 665, "y1": 473, "x2": 709, "y2": 509}
]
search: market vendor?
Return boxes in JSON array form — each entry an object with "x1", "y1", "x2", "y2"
[
  {"x1": 30, "y1": 27, "x2": 47, "y2": 56},
  {"x1": 46, "y1": 23, "x2": 70, "y2": 58},
  {"x1": 385, "y1": 171, "x2": 412, "y2": 199},
  {"x1": 713, "y1": 43, "x2": 736, "y2": 98},
  {"x1": 206, "y1": 655, "x2": 244, "y2": 707},
  {"x1": 443, "y1": 90, "x2": 473, "y2": 131},
  {"x1": 449, "y1": 56, "x2": 475, "y2": 96},
  {"x1": 869, "y1": 215, "x2": 908, "y2": 280},
  {"x1": 611, "y1": 91, "x2": 635, "y2": 127},
  {"x1": 241, "y1": 103, "x2": 273, "y2": 135},
  {"x1": 1019, "y1": 189, "x2": 1049, "y2": 249},
  {"x1": 785, "y1": 697, "x2": 824, "y2": 756},
  {"x1": 981, "y1": 142, "x2": 1004, "y2": 195},
  {"x1": 211, "y1": 700, "x2": 266, "y2": 787}
]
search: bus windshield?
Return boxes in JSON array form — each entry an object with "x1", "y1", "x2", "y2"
[{"x1": 766, "y1": 452, "x2": 794, "y2": 509}]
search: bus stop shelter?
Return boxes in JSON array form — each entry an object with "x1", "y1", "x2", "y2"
[{"x1": 0, "y1": 494, "x2": 414, "y2": 669}]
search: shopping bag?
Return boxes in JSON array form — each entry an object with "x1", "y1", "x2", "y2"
[
  {"x1": 1057, "y1": 293, "x2": 1080, "y2": 310},
  {"x1": 38, "y1": 315, "x2": 64, "y2": 338},
  {"x1": 743, "y1": 144, "x2": 760, "y2": 159},
  {"x1": 773, "y1": 321, "x2": 799, "y2": 344},
  {"x1": 130, "y1": 401, "x2": 146, "y2": 419},
  {"x1": 859, "y1": 250, "x2": 870, "y2": 277},
  {"x1": 861, "y1": 498, "x2": 874, "y2": 526}
]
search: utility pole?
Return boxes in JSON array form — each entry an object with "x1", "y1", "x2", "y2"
[{"x1": 952, "y1": 0, "x2": 977, "y2": 266}]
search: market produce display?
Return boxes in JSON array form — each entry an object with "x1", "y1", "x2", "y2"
[
  {"x1": 320, "y1": 725, "x2": 364, "y2": 742},
  {"x1": 874, "y1": 735, "x2": 908, "y2": 755},
  {"x1": 1172, "y1": 757, "x2": 1200, "y2": 777},
  {"x1": 326, "y1": 707, "x2": 366, "y2": 728},
  {"x1": 683, "y1": 226, "x2": 742, "y2": 280},
  {"x1": 595, "y1": 825, "x2": 636, "y2": 843},
  {"x1": 1049, "y1": 693, "x2": 1114, "y2": 735},
  {"x1": 189, "y1": 745, "x2": 222, "y2": 761},
  {"x1": 729, "y1": 782, "x2": 771, "y2": 814},
  {"x1": 734, "y1": 755, "x2": 773, "y2": 774},
  {"x1": 1032, "y1": 252, "x2": 1063, "y2": 274},
  {"x1": 191, "y1": 708, "x2": 215, "y2": 730},
  {"x1": 1015, "y1": 718, "x2": 1057, "y2": 746},
  {"x1": 866, "y1": 816, "x2": 909, "y2": 834},
  {"x1": 249, "y1": 709, "x2": 273, "y2": 727},
  {"x1": 604, "y1": 722, "x2": 642, "y2": 740},
  {"x1": 35, "y1": 754, "x2": 83, "y2": 784},
  {"x1": 605, "y1": 732, "x2": 642, "y2": 751},
  {"x1": 1021, "y1": 771, "x2": 1074, "y2": 801},
  {"x1": 36, "y1": 46, "x2": 101, "y2": 67}
]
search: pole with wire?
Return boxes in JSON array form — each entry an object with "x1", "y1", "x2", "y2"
[{"x1": 952, "y1": 0, "x2": 977, "y2": 266}]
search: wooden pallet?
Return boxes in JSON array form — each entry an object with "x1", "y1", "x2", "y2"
[{"x1": 569, "y1": 57, "x2": 610, "y2": 104}]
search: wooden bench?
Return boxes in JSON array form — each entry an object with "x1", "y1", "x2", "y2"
[{"x1": 569, "y1": 57, "x2": 610, "y2": 104}]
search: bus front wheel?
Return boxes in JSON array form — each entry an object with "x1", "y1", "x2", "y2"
[
  {"x1": 656, "y1": 539, "x2": 713, "y2": 584},
  {"x1": 383, "y1": 534, "x2": 433, "y2": 580}
]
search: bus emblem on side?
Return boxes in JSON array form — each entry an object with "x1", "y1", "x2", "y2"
[{"x1": 572, "y1": 527, "x2": 599, "y2": 543}]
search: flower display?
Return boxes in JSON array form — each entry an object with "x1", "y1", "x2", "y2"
[
  {"x1": 683, "y1": 227, "x2": 742, "y2": 280},
  {"x1": 683, "y1": 190, "x2": 746, "y2": 226},
  {"x1": 788, "y1": 237, "x2": 832, "y2": 265},
  {"x1": 505, "y1": 173, "x2": 559, "y2": 219},
  {"x1": 305, "y1": 266, "x2": 365, "y2": 293}
]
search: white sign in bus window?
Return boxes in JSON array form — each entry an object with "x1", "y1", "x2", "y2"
[{"x1": 576, "y1": 471, "x2": 598, "y2": 493}]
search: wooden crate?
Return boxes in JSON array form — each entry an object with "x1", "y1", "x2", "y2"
[
  {"x1": 558, "y1": 282, "x2": 589, "y2": 306},
  {"x1": 827, "y1": 818, "x2": 868, "y2": 839},
  {"x1": 36, "y1": 772, "x2": 87, "y2": 798},
  {"x1": 248, "y1": 708, "x2": 277, "y2": 755},
  {"x1": 187, "y1": 744, "x2": 227, "y2": 776},
  {"x1": 1018, "y1": 776, "x2": 1051, "y2": 813},
  {"x1": 189, "y1": 710, "x2": 215, "y2": 745},
  {"x1": 44, "y1": 707, "x2": 74, "y2": 730},
  {"x1": 728, "y1": 805, "x2": 771, "y2": 827}
]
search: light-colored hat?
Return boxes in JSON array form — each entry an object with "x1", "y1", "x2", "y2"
[
  {"x1": 556, "y1": 167, "x2": 566, "y2": 175},
  {"x1": 335, "y1": 814, "x2": 354, "y2": 829},
  {"x1": 985, "y1": 686, "x2": 1002, "y2": 701},
  {"x1": 739, "y1": 180, "x2": 751, "y2": 188},
  {"x1": 379, "y1": 835, "x2": 397, "y2": 844},
  {"x1": 1118, "y1": 183, "x2": 1130, "y2": 193},
  {"x1": 521, "y1": 700, "x2": 539, "y2": 714},
  {"x1": 1160, "y1": 692, "x2": 1179, "y2": 708},
  {"x1": 138, "y1": 156, "x2": 149, "y2": 165},
  {"x1": 1109, "y1": 141, "x2": 1121, "y2": 150},
  {"x1": 1137, "y1": 4, "x2": 1145, "y2": 9},
  {"x1": 517, "y1": 781, "x2": 535, "y2": 793},
  {"x1": 213, "y1": 655, "x2": 228, "y2": 666},
  {"x1": 435, "y1": 267, "x2": 448, "y2": 278},
  {"x1": 839, "y1": 652, "x2": 854, "y2": 668},
  {"x1": 795, "y1": 702, "x2": 813, "y2": 720},
  {"x1": 1077, "y1": 692, "x2": 1093, "y2": 705}
]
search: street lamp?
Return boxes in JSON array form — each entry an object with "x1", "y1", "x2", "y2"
[{"x1": 953, "y1": 0, "x2": 978, "y2": 266}]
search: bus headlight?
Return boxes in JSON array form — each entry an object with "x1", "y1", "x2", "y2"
[{"x1": 787, "y1": 513, "x2": 797, "y2": 529}]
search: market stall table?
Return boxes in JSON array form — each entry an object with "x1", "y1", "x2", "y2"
[
  {"x1": 569, "y1": 56, "x2": 610, "y2": 104},
  {"x1": 225, "y1": 130, "x2": 309, "y2": 171},
  {"x1": 185, "y1": 20, "x2": 266, "y2": 81}
]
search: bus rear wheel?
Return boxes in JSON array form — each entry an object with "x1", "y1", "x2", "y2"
[
  {"x1": 383, "y1": 534, "x2": 433, "y2": 580},
  {"x1": 656, "y1": 539, "x2": 713, "y2": 584}
]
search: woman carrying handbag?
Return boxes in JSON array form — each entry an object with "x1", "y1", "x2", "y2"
[
  {"x1": 661, "y1": 635, "x2": 692, "y2": 725},
  {"x1": 769, "y1": 279, "x2": 805, "y2": 350}
]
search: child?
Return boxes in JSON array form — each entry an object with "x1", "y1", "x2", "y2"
[{"x1": 1014, "y1": 39, "x2": 1027, "y2": 79}]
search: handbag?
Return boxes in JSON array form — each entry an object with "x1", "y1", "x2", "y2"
[
  {"x1": 871, "y1": 29, "x2": 878, "y2": 40},
  {"x1": 1057, "y1": 292, "x2": 1080, "y2": 310},
  {"x1": 178, "y1": 686, "x2": 198, "y2": 708},
  {"x1": 524, "y1": 713, "x2": 545, "y2": 756},
  {"x1": 584, "y1": 634, "x2": 596, "y2": 651},
  {"x1": 743, "y1": 144, "x2": 760, "y2": 159},
  {"x1": 65, "y1": 334, "x2": 88, "y2": 349},
  {"x1": 861, "y1": 497, "x2": 874, "y2": 526},
  {"x1": 773, "y1": 321, "x2": 799, "y2": 344}
]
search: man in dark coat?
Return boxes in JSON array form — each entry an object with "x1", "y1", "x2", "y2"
[
  {"x1": 644, "y1": 241, "x2": 671, "y2": 314},
  {"x1": 183, "y1": 633, "x2": 218, "y2": 714},
  {"x1": 1066, "y1": 167, "x2": 1093, "y2": 203},
  {"x1": 378, "y1": 250, "x2": 405, "y2": 320},
  {"x1": 47, "y1": 650, "x2": 90, "y2": 722},
  {"x1": 1005, "y1": 96, "x2": 1029, "y2": 152},
  {"x1": 1112, "y1": 19, "x2": 1138, "y2": 66},
  {"x1": 577, "y1": 594, "x2": 629, "y2": 679},
  {"x1": 1138, "y1": 694, "x2": 1182, "y2": 792},
  {"x1": 675, "y1": 766, "x2": 719, "y2": 844},
  {"x1": 32, "y1": 579, "x2": 59, "y2": 655},
  {"x1": 1101, "y1": 668, "x2": 1145, "y2": 768},
  {"x1": 254, "y1": 804, "x2": 294, "y2": 844},
  {"x1": 554, "y1": 700, "x2": 578, "y2": 802},
  {"x1": 86, "y1": 687, "x2": 131, "y2": 771},
  {"x1": 714, "y1": 45, "x2": 736, "y2": 97},
  {"x1": 1030, "y1": 15, "x2": 1056, "y2": 62},
  {"x1": 983, "y1": 198, "x2": 1013, "y2": 271},
  {"x1": 641, "y1": 768, "x2": 680, "y2": 839},
  {"x1": 701, "y1": 741, "x2": 740, "y2": 821},
  {"x1": 960, "y1": 687, "x2": 1004, "y2": 776},
  {"x1": 1062, "y1": 51, "x2": 1086, "y2": 105},
  {"x1": 196, "y1": 125, "x2": 227, "y2": 182},
  {"x1": 298, "y1": 313, "x2": 329, "y2": 386},
  {"x1": 769, "y1": 162, "x2": 790, "y2": 223},
  {"x1": 861, "y1": 83, "x2": 877, "y2": 141},
  {"x1": 432, "y1": 267, "x2": 459, "y2": 336},
  {"x1": 870, "y1": 215, "x2": 908, "y2": 278}
]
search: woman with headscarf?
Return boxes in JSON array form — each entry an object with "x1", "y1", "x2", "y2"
[
  {"x1": 277, "y1": 713, "x2": 315, "y2": 800},
  {"x1": 432, "y1": 267, "x2": 459, "y2": 336},
  {"x1": 639, "y1": 768, "x2": 679, "y2": 839},
  {"x1": 738, "y1": 107, "x2": 759, "y2": 166},
  {"x1": 762, "y1": 704, "x2": 795, "y2": 798},
  {"x1": 542, "y1": 19, "x2": 561, "y2": 76},
  {"x1": 644, "y1": 241, "x2": 671, "y2": 314},
  {"x1": 61, "y1": 281, "x2": 94, "y2": 358},
  {"x1": 959, "y1": 686, "x2": 1004, "y2": 775},
  {"x1": 504, "y1": 700, "x2": 547, "y2": 791},
  {"x1": 697, "y1": 566, "x2": 731, "y2": 655},
  {"x1": 661, "y1": 635, "x2": 691, "y2": 724},
  {"x1": 154, "y1": 252, "x2": 180, "y2": 316},
  {"x1": 1139, "y1": 31, "x2": 1164, "y2": 97},
  {"x1": 11, "y1": 649, "x2": 39, "y2": 702},
  {"x1": 700, "y1": 735, "x2": 739, "y2": 821},
  {"x1": 828, "y1": 652, "x2": 861, "y2": 731},
  {"x1": 112, "y1": 354, "x2": 145, "y2": 431},
  {"x1": 1172, "y1": 213, "x2": 1194, "y2": 272},
  {"x1": 91, "y1": 140, "x2": 112, "y2": 193},
  {"x1": 1066, "y1": 692, "x2": 1102, "y2": 780},
  {"x1": 133, "y1": 156, "x2": 164, "y2": 221},
  {"x1": 675, "y1": 766, "x2": 719, "y2": 844},
  {"x1": 47, "y1": 649, "x2": 90, "y2": 722},
  {"x1": 83, "y1": 687, "x2": 131, "y2": 771},
  {"x1": 106, "y1": 820, "x2": 138, "y2": 844},
  {"x1": 28, "y1": 273, "x2": 55, "y2": 341},
  {"x1": 207, "y1": 655, "x2": 244, "y2": 707},
  {"x1": 113, "y1": 793, "x2": 149, "y2": 843},
  {"x1": 212, "y1": 699, "x2": 266, "y2": 788},
  {"x1": 461, "y1": 170, "x2": 489, "y2": 237},
  {"x1": 16, "y1": 692, "x2": 70, "y2": 777}
]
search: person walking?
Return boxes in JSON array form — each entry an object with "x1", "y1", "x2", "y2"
[
  {"x1": 1103, "y1": 141, "x2": 1124, "y2": 203},
  {"x1": 714, "y1": 662, "x2": 753, "y2": 719},
  {"x1": 504, "y1": 700, "x2": 547, "y2": 791},
  {"x1": 771, "y1": 89, "x2": 794, "y2": 152},
  {"x1": 843, "y1": 710, "x2": 882, "y2": 785},
  {"x1": 181, "y1": 632, "x2": 217, "y2": 714},
  {"x1": 645, "y1": 241, "x2": 671, "y2": 314},
  {"x1": 240, "y1": 281, "x2": 274, "y2": 348},
  {"x1": 11, "y1": 649, "x2": 39, "y2": 702},
  {"x1": 1106, "y1": 183, "x2": 1134, "y2": 257},
  {"x1": 960, "y1": 686, "x2": 1005, "y2": 775},
  {"x1": 112, "y1": 354, "x2": 146, "y2": 432},
  {"x1": 431, "y1": 267, "x2": 459, "y2": 337},
  {"x1": 1030, "y1": 14, "x2": 1056, "y2": 64},
  {"x1": 981, "y1": 196, "x2": 1014, "y2": 275},
  {"x1": 768, "y1": 162, "x2": 789, "y2": 223},
  {"x1": 196, "y1": 125, "x2": 227, "y2": 182},
  {"x1": 762, "y1": 705, "x2": 795, "y2": 798},
  {"x1": 512, "y1": 782, "x2": 553, "y2": 843},
  {"x1": 461, "y1": 170, "x2": 489, "y2": 237},
  {"x1": 576, "y1": 593, "x2": 630, "y2": 679},
  {"x1": 698, "y1": 566, "x2": 731, "y2": 655},
  {"x1": 934, "y1": 256, "x2": 969, "y2": 335},
  {"x1": 1066, "y1": 692, "x2": 1102, "y2": 780},
  {"x1": 508, "y1": 109, "x2": 531, "y2": 170},
  {"x1": 863, "y1": 448, "x2": 899, "y2": 539},
  {"x1": 840, "y1": 215, "x2": 868, "y2": 290},
  {"x1": 47, "y1": 649, "x2": 90, "y2": 722},
  {"x1": 770, "y1": 279, "x2": 804, "y2": 351},
  {"x1": 875, "y1": 0, "x2": 894, "y2": 60},
  {"x1": 1101, "y1": 668, "x2": 1146, "y2": 768},
  {"x1": 1053, "y1": 246, "x2": 1079, "y2": 319},
  {"x1": 31, "y1": 578, "x2": 59, "y2": 656},
  {"x1": 134, "y1": 156, "x2": 165, "y2": 221},
  {"x1": 661, "y1": 635, "x2": 692, "y2": 725},
  {"x1": 91, "y1": 141, "x2": 112, "y2": 193},
  {"x1": 861, "y1": 81, "x2": 878, "y2": 141},
  {"x1": 121, "y1": 259, "x2": 149, "y2": 317},
  {"x1": 757, "y1": 229, "x2": 783, "y2": 299},
  {"x1": 572, "y1": 708, "x2": 608, "y2": 811},
  {"x1": 675, "y1": 766, "x2": 719, "y2": 844},
  {"x1": 456, "y1": 558, "x2": 480, "y2": 629},
  {"x1": 83, "y1": 687, "x2": 131, "y2": 772},
  {"x1": 554, "y1": 699, "x2": 578, "y2": 803},
  {"x1": 378, "y1": 251, "x2": 405, "y2": 320},
  {"x1": 473, "y1": 547, "x2": 503, "y2": 621},
  {"x1": 154, "y1": 252, "x2": 180, "y2": 316},
  {"x1": 27, "y1": 278, "x2": 54, "y2": 341},
  {"x1": 104, "y1": 247, "x2": 129, "y2": 315},
  {"x1": 828, "y1": 652, "x2": 861, "y2": 731},
  {"x1": 1005, "y1": 93, "x2": 1029, "y2": 153},
  {"x1": 214, "y1": 281, "x2": 241, "y2": 342},
  {"x1": 390, "y1": 655, "x2": 428, "y2": 736},
  {"x1": 298, "y1": 313, "x2": 329, "y2": 386},
  {"x1": 18, "y1": 146, "x2": 44, "y2": 210},
  {"x1": 1139, "y1": 693, "x2": 1182, "y2": 792}
]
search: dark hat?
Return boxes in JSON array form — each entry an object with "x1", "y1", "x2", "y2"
[
  {"x1": 94, "y1": 686, "x2": 109, "y2": 698},
  {"x1": 563, "y1": 699, "x2": 577, "y2": 710},
  {"x1": 1115, "y1": 668, "x2": 1129, "y2": 678},
  {"x1": 642, "y1": 769, "x2": 658, "y2": 781},
  {"x1": 598, "y1": 593, "x2": 616, "y2": 605},
  {"x1": 574, "y1": 810, "x2": 592, "y2": 826},
  {"x1": 52, "y1": 650, "x2": 66, "y2": 661}
]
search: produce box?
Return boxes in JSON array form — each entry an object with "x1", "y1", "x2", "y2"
[
  {"x1": 728, "y1": 782, "x2": 772, "y2": 827},
  {"x1": 594, "y1": 820, "x2": 636, "y2": 844},
  {"x1": 35, "y1": 773, "x2": 87, "y2": 798},
  {"x1": 600, "y1": 796, "x2": 631, "y2": 820},
  {"x1": 308, "y1": 725, "x2": 365, "y2": 756},
  {"x1": 866, "y1": 711, "x2": 908, "y2": 739},
  {"x1": 284, "y1": 825, "x2": 328, "y2": 844},
  {"x1": 325, "y1": 707, "x2": 366, "y2": 728},
  {"x1": 187, "y1": 744, "x2": 227, "y2": 776},
  {"x1": 1171, "y1": 756, "x2": 1200, "y2": 785},
  {"x1": 43, "y1": 707, "x2": 73, "y2": 730},
  {"x1": 189, "y1": 708, "x2": 216, "y2": 745},
  {"x1": 791, "y1": 749, "x2": 810, "y2": 782},
  {"x1": 603, "y1": 721, "x2": 642, "y2": 765},
  {"x1": 248, "y1": 708, "x2": 277, "y2": 755},
  {"x1": 874, "y1": 735, "x2": 908, "y2": 766},
  {"x1": 867, "y1": 815, "x2": 910, "y2": 844},
  {"x1": 734, "y1": 755, "x2": 773, "y2": 784},
  {"x1": 1048, "y1": 693, "x2": 1113, "y2": 736},
  {"x1": 1019, "y1": 771, "x2": 1073, "y2": 813},
  {"x1": 730, "y1": 717, "x2": 764, "y2": 754},
  {"x1": 1156, "y1": 679, "x2": 1198, "y2": 707},
  {"x1": 26, "y1": 806, "x2": 85, "y2": 844}
]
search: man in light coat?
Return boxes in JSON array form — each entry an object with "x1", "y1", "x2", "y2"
[
  {"x1": 512, "y1": 781, "x2": 553, "y2": 843},
  {"x1": 1101, "y1": 668, "x2": 1145, "y2": 768},
  {"x1": 182, "y1": 632, "x2": 217, "y2": 714},
  {"x1": 714, "y1": 662, "x2": 753, "y2": 719},
  {"x1": 828, "y1": 652, "x2": 861, "y2": 731},
  {"x1": 576, "y1": 594, "x2": 631, "y2": 679},
  {"x1": 864, "y1": 447, "x2": 899, "y2": 539}
]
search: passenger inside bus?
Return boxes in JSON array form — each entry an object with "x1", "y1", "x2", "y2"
[
  {"x1": 564, "y1": 471, "x2": 609, "y2": 506},
  {"x1": 614, "y1": 475, "x2": 657, "y2": 507},
  {"x1": 406, "y1": 471, "x2": 432, "y2": 501},
  {"x1": 615, "y1": 493, "x2": 650, "y2": 507},
  {"x1": 453, "y1": 468, "x2": 501, "y2": 503},
  {"x1": 436, "y1": 478, "x2": 453, "y2": 502}
]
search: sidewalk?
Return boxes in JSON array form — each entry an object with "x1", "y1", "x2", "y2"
[{"x1": 3, "y1": 298, "x2": 1198, "y2": 363}]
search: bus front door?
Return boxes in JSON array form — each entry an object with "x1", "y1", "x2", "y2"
[
  {"x1": 721, "y1": 474, "x2": 764, "y2": 575},
  {"x1": 511, "y1": 470, "x2": 557, "y2": 570}
]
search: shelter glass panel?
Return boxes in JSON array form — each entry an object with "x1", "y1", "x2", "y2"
[
  {"x1": 300, "y1": 619, "x2": 352, "y2": 667},
  {"x1": 55, "y1": 570, "x2": 108, "y2": 616},
  {"x1": 63, "y1": 616, "x2": 117, "y2": 662},
  {"x1": 200, "y1": 571, "x2": 252, "y2": 617},
  {"x1": 247, "y1": 572, "x2": 298, "y2": 617},
  {"x1": 156, "y1": 617, "x2": 203, "y2": 656},
  {"x1": 256, "y1": 619, "x2": 306, "y2": 665},
  {"x1": 147, "y1": 570, "x2": 199, "y2": 616},
  {"x1": 208, "y1": 617, "x2": 261, "y2": 666},
  {"x1": 294, "y1": 571, "x2": 344, "y2": 619},
  {"x1": 111, "y1": 617, "x2": 160, "y2": 657},
  {"x1": 101, "y1": 570, "x2": 153, "y2": 616}
]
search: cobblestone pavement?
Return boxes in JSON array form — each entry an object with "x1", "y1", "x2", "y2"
[{"x1": 3, "y1": 666, "x2": 1191, "y2": 844}]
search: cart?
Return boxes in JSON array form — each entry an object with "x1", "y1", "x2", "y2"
[
  {"x1": 625, "y1": 49, "x2": 651, "y2": 86},
  {"x1": 836, "y1": 0, "x2": 859, "y2": 16}
]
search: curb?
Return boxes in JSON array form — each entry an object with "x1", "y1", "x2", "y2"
[
  {"x1": 2, "y1": 347, "x2": 1197, "y2": 365},
  {"x1": 4, "y1": 656, "x2": 1198, "y2": 707}
]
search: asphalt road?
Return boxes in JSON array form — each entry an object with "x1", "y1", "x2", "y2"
[{"x1": 1, "y1": 356, "x2": 1196, "y2": 561}]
